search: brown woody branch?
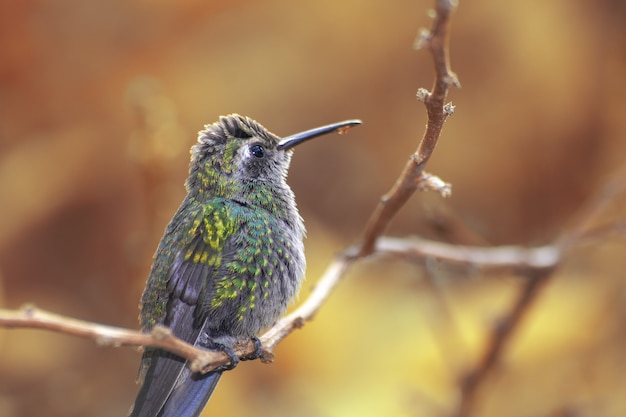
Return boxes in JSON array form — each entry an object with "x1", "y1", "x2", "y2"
[
  {"x1": 0, "y1": 306, "x2": 227, "y2": 373},
  {"x1": 356, "y1": 0, "x2": 458, "y2": 257}
]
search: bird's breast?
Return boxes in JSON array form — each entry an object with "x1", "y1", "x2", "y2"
[{"x1": 202, "y1": 204, "x2": 305, "y2": 337}]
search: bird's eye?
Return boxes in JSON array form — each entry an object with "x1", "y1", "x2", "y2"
[{"x1": 250, "y1": 144, "x2": 265, "y2": 158}]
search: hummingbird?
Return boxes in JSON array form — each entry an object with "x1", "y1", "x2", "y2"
[{"x1": 130, "y1": 114, "x2": 361, "y2": 417}]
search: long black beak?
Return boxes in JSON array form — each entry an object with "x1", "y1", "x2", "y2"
[{"x1": 276, "y1": 119, "x2": 362, "y2": 151}]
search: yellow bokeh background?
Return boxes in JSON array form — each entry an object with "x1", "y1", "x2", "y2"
[{"x1": 1, "y1": 1, "x2": 626, "y2": 416}]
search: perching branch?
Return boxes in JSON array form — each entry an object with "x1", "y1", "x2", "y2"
[{"x1": 0, "y1": 306, "x2": 228, "y2": 373}]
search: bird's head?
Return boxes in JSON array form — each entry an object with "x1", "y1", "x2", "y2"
[{"x1": 186, "y1": 114, "x2": 360, "y2": 209}]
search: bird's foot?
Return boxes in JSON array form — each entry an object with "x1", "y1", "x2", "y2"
[
  {"x1": 208, "y1": 337, "x2": 262, "y2": 371},
  {"x1": 211, "y1": 343, "x2": 239, "y2": 372},
  {"x1": 241, "y1": 337, "x2": 263, "y2": 361}
]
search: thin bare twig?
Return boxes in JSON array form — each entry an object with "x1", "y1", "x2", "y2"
[
  {"x1": 357, "y1": 0, "x2": 459, "y2": 257},
  {"x1": 377, "y1": 237, "x2": 562, "y2": 271},
  {"x1": 0, "y1": 306, "x2": 220, "y2": 370}
]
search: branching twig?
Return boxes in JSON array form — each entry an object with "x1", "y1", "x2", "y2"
[{"x1": 357, "y1": 0, "x2": 459, "y2": 257}]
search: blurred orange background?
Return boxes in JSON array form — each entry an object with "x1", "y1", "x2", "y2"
[{"x1": 1, "y1": 0, "x2": 626, "y2": 416}]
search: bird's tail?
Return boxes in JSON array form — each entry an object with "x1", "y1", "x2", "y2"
[
  {"x1": 130, "y1": 350, "x2": 222, "y2": 417},
  {"x1": 158, "y1": 371, "x2": 222, "y2": 417}
]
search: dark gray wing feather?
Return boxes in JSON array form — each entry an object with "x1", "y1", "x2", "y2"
[{"x1": 130, "y1": 234, "x2": 219, "y2": 417}]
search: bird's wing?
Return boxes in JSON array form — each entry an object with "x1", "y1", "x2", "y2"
[{"x1": 130, "y1": 200, "x2": 236, "y2": 417}]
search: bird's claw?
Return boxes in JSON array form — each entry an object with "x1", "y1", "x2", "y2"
[{"x1": 211, "y1": 343, "x2": 239, "y2": 372}]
